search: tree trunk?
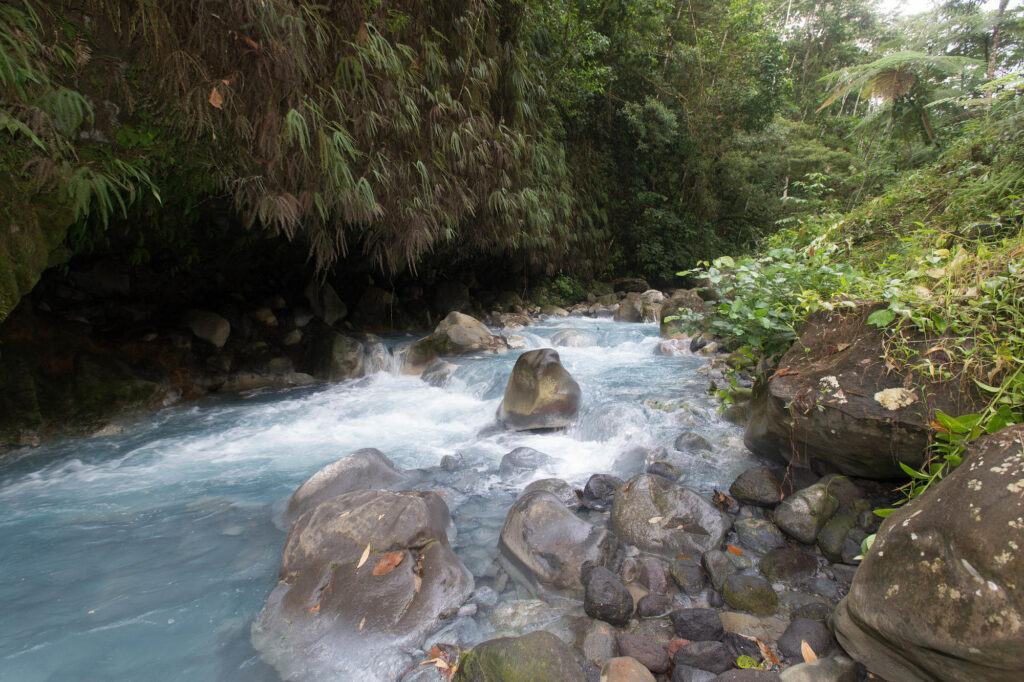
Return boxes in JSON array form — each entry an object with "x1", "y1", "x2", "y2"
[{"x1": 988, "y1": 0, "x2": 1010, "y2": 82}]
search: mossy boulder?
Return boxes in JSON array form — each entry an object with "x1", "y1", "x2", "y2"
[
  {"x1": 404, "y1": 311, "x2": 506, "y2": 375},
  {"x1": 723, "y1": 574, "x2": 779, "y2": 615},
  {"x1": 454, "y1": 631, "x2": 585, "y2": 682}
]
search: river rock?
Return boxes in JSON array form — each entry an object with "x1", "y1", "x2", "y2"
[
  {"x1": 611, "y1": 474, "x2": 731, "y2": 558},
  {"x1": 552, "y1": 329, "x2": 596, "y2": 347},
  {"x1": 638, "y1": 557, "x2": 669, "y2": 594},
  {"x1": 498, "y1": 490, "x2": 620, "y2": 595},
  {"x1": 701, "y1": 549, "x2": 737, "y2": 591},
  {"x1": 498, "y1": 446, "x2": 553, "y2": 477},
  {"x1": 777, "y1": 618, "x2": 835, "y2": 661},
  {"x1": 670, "y1": 556, "x2": 708, "y2": 594},
  {"x1": 286, "y1": 448, "x2": 407, "y2": 522},
  {"x1": 834, "y1": 425, "x2": 1024, "y2": 682},
  {"x1": 744, "y1": 305, "x2": 981, "y2": 478},
  {"x1": 615, "y1": 292, "x2": 661, "y2": 323},
  {"x1": 715, "y1": 672, "x2": 781, "y2": 681},
  {"x1": 601, "y1": 656, "x2": 657, "y2": 682},
  {"x1": 673, "y1": 640, "x2": 734, "y2": 674},
  {"x1": 669, "y1": 608, "x2": 724, "y2": 642},
  {"x1": 723, "y1": 574, "x2": 778, "y2": 615},
  {"x1": 729, "y1": 467, "x2": 783, "y2": 507},
  {"x1": 734, "y1": 517, "x2": 787, "y2": 554},
  {"x1": 404, "y1": 312, "x2": 506, "y2": 374},
  {"x1": 182, "y1": 309, "x2": 230, "y2": 348},
  {"x1": 496, "y1": 348, "x2": 581, "y2": 430},
  {"x1": 579, "y1": 618, "x2": 619, "y2": 666},
  {"x1": 670, "y1": 664, "x2": 717, "y2": 682},
  {"x1": 523, "y1": 478, "x2": 581, "y2": 510},
  {"x1": 312, "y1": 330, "x2": 365, "y2": 381},
  {"x1": 617, "y1": 633, "x2": 670, "y2": 673},
  {"x1": 582, "y1": 473, "x2": 622, "y2": 510},
  {"x1": 777, "y1": 656, "x2": 862, "y2": 682},
  {"x1": 454, "y1": 630, "x2": 585, "y2": 682},
  {"x1": 773, "y1": 480, "x2": 839, "y2": 544},
  {"x1": 637, "y1": 593, "x2": 671, "y2": 618},
  {"x1": 659, "y1": 289, "x2": 705, "y2": 337},
  {"x1": 421, "y1": 359, "x2": 457, "y2": 387},
  {"x1": 252, "y1": 489, "x2": 472, "y2": 680},
  {"x1": 759, "y1": 547, "x2": 818, "y2": 584},
  {"x1": 584, "y1": 565, "x2": 634, "y2": 626}
]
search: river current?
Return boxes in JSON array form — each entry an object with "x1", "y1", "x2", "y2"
[{"x1": 0, "y1": 317, "x2": 760, "y2": 681}]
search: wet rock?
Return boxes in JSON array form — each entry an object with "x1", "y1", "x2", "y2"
[
  {"x1": 816, "y1": 511, "x2": 856, "y2": 563},
  {"x1": 421, "y1": 359, "x2": 457, "y2": 387},
  {"x1": 552, "y1": 329, "x2": 596, "y2": 347},
  {"x1": 584, "y1": 566, "x2": 634, "y2": 626},
  {"x1": 497, "y1": 348, "x2": 581, "y2": 431},
  {"x1": 777, "y1": 656, "x2": 863, "y2": 682},
  {"x1": 637, "y1": 593, "x2": 671, "y2": 617},
  {"x1": 498, "y1": 446, "x2": 553, "y2": 478},
  {"x1": 647, "y1": 460, "x2": 681, "y2": 480},
  {"x1": 312, "y1": 330, "x2": 365, "y2": 381},
  {"x1": 734, "y1": 517, "x2": 787, "y2": 554},
  {"x1": 498, "y1": 490, "x2": 620, "y2": 596},
  {"x1": 404, "y1": 312, "x2": 506, "y2": 374},
  {"x1": 835, "y1": 425, "x2": 1024, "y2": 682},
  {"x1": 252, "y1": 489, "x2": 472, "y2": 680},
  {"x1": 182, "y1": 309, "x2": 230, "y2": 348},
  {"x1": 542, "y1": 305, "x2": 570, "y2": 317},
  {"x1": 610, "y1": 474, "x2": 731, "y2": 558},
  {"x1": 638, "y1": 557, "x2": 669, "y2": 594},
  {"x1": 579, "y1": 618, "x2": 619, "y2": 667},
  {"x1": 671, "y1": 556, "x2": 708, "y2": 594},
  {"x1": 714, "y1": 672, "x2": 781, "y2": 681},
  {"x1": 674, "y1": 432, "x2": 711, "y2": 453},
  {"x1": 840, "y1": 528, "x2": 867, "y2": 565},
  {"x1": 743, "y1": 305, "x2": 981, "y2": 478},
  {"x1": 671, "y1": 663, "x2": 717, "y2": 682},
  {"x1": 719, "y1": 612, "x2": 789, "y2": 643},
  {"x1": 773, "y1": 481, "x2": 839, "y2": 544},
  {"x1": 601, "y1": 656, "x2": 657, "y2": 682},
  {"x1": 759, "y1": 548, "x2": 817, "y2": 584},
  {"x1": 722, "y1": 631, "x2": 761, "y2": 660},
  {"x1": 729, "y1": 467, "x2": 783, "y2": 507},
  {"x1": 523, "y1": 478, "x2": 581, "y2": 510},
  {"x1": 673, "y1": 640, "x2": 734, "y2": 674},
  {"x1": 286, "y1": 448, "x2": 407, "y2": 522},
  {"x1": 701, "y1": 550, "x2": 737, "y2": 591},
  {"x1": 669, "y1": 608, "x2": 724, "y2": 642},
  {"x1": 582, "y1": 474, "x2": 622, "y2": 511},
  {"x1": 454, "y1": 630, "x2": 585, "y2": 682},
  {"x1": 659, "y1": 289, "x2": 705, "y2": 338},
  {"x1": 777, "y1": 618, "x2": 836, "y2": 661},
  {"x1": 723, "y1": 575, "x2": 778, "y2": 615},
  {"x1": 617, "y1": 633, "x2": 670, "y2": 674}
]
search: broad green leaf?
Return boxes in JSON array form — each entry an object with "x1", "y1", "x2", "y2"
[{"x1": 866, "y1": 308, "x2": 896, "y2": 327}]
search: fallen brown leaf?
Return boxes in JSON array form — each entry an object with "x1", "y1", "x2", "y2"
[
  {"x1": 373, "y1": 551, "x2": 405, "y2": 576},
  {"x1": 801, "y1": 639, "x2": 818, "y2": 663},
  {"x1": 309, "y1": 603, "x2": 320, "y2": 614},
  {"x1": 756, "y1": 638, "x2": 781, "y2": 666},
  {"x1": 726, "y1": 545, "x2": 743, "y2": 556},
  {"x1": 208, "y1": 86, "x2": 223, "y2": 109}
]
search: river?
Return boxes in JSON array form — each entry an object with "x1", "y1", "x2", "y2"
[{"x1": 0, "y1": 317, "x2": 759, "y2": 681}]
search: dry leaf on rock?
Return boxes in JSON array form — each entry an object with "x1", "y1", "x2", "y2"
[
  {"x1": 372, "y1": 552, "x2": 405, "y2": 576},
  {"x1": 801, "y1": 639, "x2": 818, "y2": 662}
]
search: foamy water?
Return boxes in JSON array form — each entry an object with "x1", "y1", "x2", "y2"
[{"x1": 0, "y1": 317, "x2": 757, "y2": 681}]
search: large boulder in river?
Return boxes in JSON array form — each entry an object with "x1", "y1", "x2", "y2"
[
  {"x1": 551, "y1": 328, "x2": 596, "y2": 347},
  {"x1": 403, "y1": 312, "x2": 506, "y2": 375},
  {"x1": 609, "y1": 474, "x2": 731, "y2": 557},
  {"x1": 311, "y1": 329, "x2": 364, "y2": 381},
  {"x1": 745, "y1": 305, "x2": 981, "y2": 478},
  {"x1": 285, "y1": 448, "x2": 407, "y2": 522},
  {"x1": 497, "y1": 348, "x2": 581, "y2": 430},
  {"x1": 455, "y1": 630, "x2": 585, "y2": 682},
  {"x1": 253, "y1": 489, "x2": 472, "y2": 680},
  {"x1": 834, "y1": 425, "x2": 1024, "y2": 682},
  {"x1": 498, "y1": 490, "x2": 621, "y2": 596}
]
